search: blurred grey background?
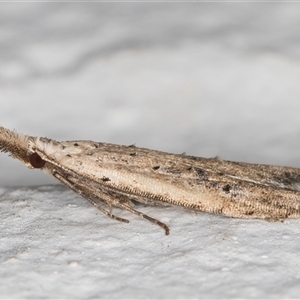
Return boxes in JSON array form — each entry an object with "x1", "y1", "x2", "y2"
[{"x1": 1, "y1": 2, "x2": 300, "y2": 186}]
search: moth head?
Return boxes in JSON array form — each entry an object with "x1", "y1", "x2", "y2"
[
  {"x1": 0, "y1": 126, "x2": 46, "y2": 169},
  {"x1": 27, "y1": 137, "x2": 51, "y2": 169}
]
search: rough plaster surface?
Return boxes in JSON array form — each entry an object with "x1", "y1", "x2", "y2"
[{"x1": 1, "y1": 185, "x2": 300, "y2": 299}]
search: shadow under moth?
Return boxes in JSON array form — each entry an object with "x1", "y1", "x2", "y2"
[{"x1": 1, "y1": 125, "x2": 300, "y2": 235}]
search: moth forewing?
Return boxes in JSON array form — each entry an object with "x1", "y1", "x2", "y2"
[
  {"x1": 31, "y1": 137, "x2": 300, "y2": 221},
  {"x1": 31, "y1": 139, "x2": 227, "y2": 212}
]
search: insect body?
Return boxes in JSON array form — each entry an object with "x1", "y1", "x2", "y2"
[{"x1": 1, "y1": 125, "x2": 300, "y2": 235}]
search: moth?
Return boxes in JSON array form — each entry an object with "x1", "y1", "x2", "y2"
[{"x1": 1, "y1": 125, "x2": 300, "y2": 235}]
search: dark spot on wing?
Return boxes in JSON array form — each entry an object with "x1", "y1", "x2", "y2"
[
  {"x1": 222, "y1": 184, "x2": 231, "y2": 193},
  {"x1": 194, "y1": 167, "x2": 208, "y2": 180},
  {"x1": 102, "y1": 176, "x2": 111, "y2": 182},
  {"x1": 272, "y1": 171, "x2": 300, "y2": 190},
  {"x1": 153, "y1": 166, "x2": 160, "y2": 170},
  {"x1": 245, "y1": 211, "x2": 254, "y2": 215},
  {"x1": 165, "y1": 168, "x2": 181, "y2": 174}
]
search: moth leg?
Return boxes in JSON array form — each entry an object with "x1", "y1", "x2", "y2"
[
  {"x1": 92, "y1": 190, "x2": 170, "y2": 235},
  {"x1": 118, "y1": 203, "x2": 170, "y2": 235},
  {"x1": 52, "y1": 169, "x2": 169, "y2": 234},
  {"x1": 83, "y1": 196, "x2": 129, "y2": 224},
  {"x1": 52, "y1": 171, "x2": 129, "y2": 224}
]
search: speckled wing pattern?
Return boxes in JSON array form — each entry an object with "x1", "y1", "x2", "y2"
[{"x1": 2, "y1": 125, "x2": 300, "y2": 235}]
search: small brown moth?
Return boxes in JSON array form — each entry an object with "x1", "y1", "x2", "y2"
[{"x1": 1, "y1": 125, "x2": 300, "y2": 235}]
